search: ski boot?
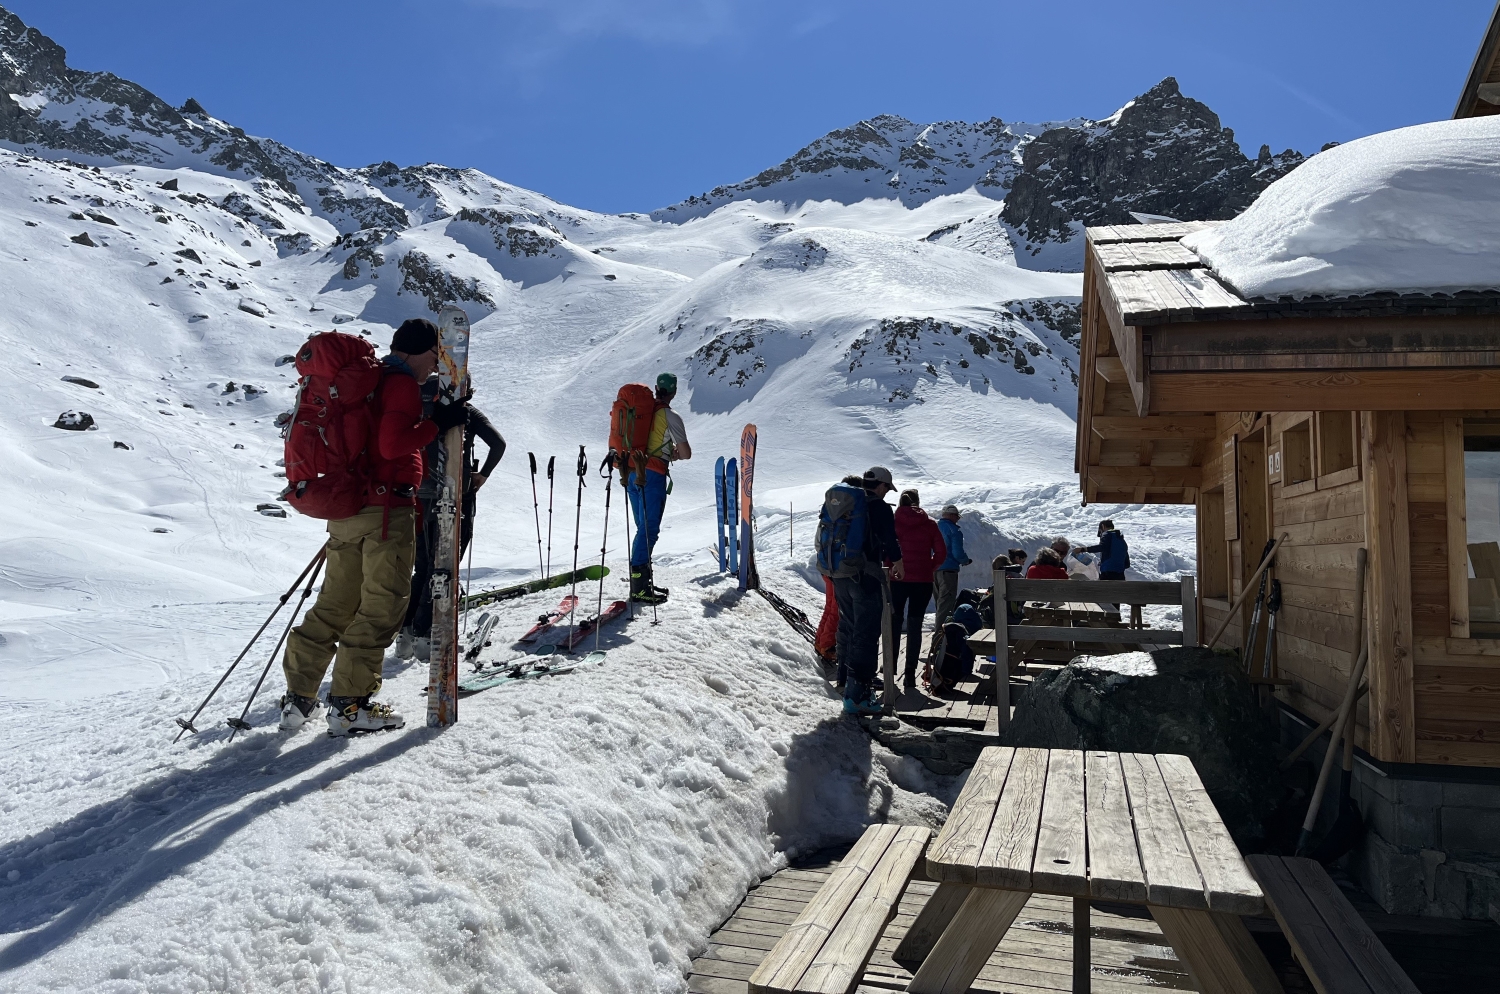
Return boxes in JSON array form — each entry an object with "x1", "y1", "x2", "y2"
[
  {"x1": 410, "y1": 636, "x2": 431, "y2": 663},
  {"x1": 395, "y1": 629, "x2": 415, "y2": 660},
  {"x1": 278, "y1": 692, "x2": 323, "y2": 731},
  {"x1": 326, "y1": 696, "x2": 406, "y2": 737},
  {"x1": 630, "y1": 564, "x2": 668, "y2": 605},
  {"x1": 841, "y1": 680, "x2": 882, "y2": 718}
]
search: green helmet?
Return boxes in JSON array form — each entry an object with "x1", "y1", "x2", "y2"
[{"x1": 656, "y1": 372, "x2": 678, "y2": 394}]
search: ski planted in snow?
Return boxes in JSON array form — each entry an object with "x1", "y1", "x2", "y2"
[
  {"x1": 520, "y1": 595, "x2": 578, "y2": 643},
  {"x1": 427, "y1": 304, "x2": 471, "y2": 727},
  {"x1": 714, "y1": 456, "x2": 727, "y2": 572},
  {"x1": 461, "y1": 565, "x2": 609, "y2": 610},
  {"x1": 738, "y1": 424, "x2": 758, "y2": 591},
  {"x1": 457, "y1": 645, "x2": 607, "y2": 695},
  {"x1": 557, "y1": 600, "x2": 628, "y2": 652},
  {"x1": 726, "y1": 456, "x2": 739, "y2": 575}
]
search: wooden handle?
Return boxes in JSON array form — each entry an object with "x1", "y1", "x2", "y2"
[{"x1": 1205, "y1": 533, "x2": 1290, "y2": 650}]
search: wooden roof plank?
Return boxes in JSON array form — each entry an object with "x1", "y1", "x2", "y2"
[{"x1": 1087, "y1": 220, "x2": 1222, "y2": 245}]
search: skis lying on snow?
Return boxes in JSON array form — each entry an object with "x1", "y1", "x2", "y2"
[
  {"x1": 464, "y1": 611, "x2": 500, "y2": 666},
  {"x1": 520, "y1": 595, "x2": 578, "y2": 643},
  {"x1": 556, "y1": 600, "x2": 627, "y2": 652},
  {"x1": 756, "y1": 587, "x2": 817, "y2": 647},
  {"x1": 457, "y1": 645, "x2": 607, "y2": 696},
  {"x1": 461, "y1": 565, "x2": 609, "y2": 610}
]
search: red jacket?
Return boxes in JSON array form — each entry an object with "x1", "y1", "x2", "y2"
[
  {"x1": 893, "y1": 506, "x2": 947, "y2": 584},
  {"x1": 1026, "y1": 562, "x2": 1069, "y2": 580},
  {"x1": 369, "y1": 369, "x2": 438, "y2": 506}
]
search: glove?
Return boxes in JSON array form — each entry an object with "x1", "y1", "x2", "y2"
[{"x1": 430, "y1": 399, "x2": 468, "y2": 432}]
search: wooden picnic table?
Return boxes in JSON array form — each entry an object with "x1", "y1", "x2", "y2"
[{"x1": 898, "y1": 746, "x2": 1279, "y2": 994}]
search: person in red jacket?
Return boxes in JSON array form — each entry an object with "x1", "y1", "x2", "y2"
[
  {"x1": 279, "y1": 318, "x2": 468, "y2": 737},
  {"x1": 891, "y1": 490, "x2": 947, "y2": 692},
  {"x1": 1026, "y1": 546, "x2": 1070, "y2": 579}
]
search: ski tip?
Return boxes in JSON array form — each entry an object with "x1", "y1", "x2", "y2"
[
  {"x1": 534, "y1": 643, "x2": 559, "y2": 656},
  {"x1": 581, "y1": 651, "x2": 607, "y2": 664}
]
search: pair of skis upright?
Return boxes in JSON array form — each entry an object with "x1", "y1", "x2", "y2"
[{"x1": 714, "y1": 425, "x2": 758, "y2": 591}]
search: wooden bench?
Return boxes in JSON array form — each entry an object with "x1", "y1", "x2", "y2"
[
  {"x1": 989, "y1": 576, "x2": 1197, "y2": 733},
  {"x1": 1247, "y1": 855, "x2": 1421, "y2": 994},
  {"x1": 748, "y1": 824, "x2": 929, "y2": 994}
]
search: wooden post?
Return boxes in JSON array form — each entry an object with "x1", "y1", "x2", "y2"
[
  {"x1": 882, "y1": 569, "x2": 897, "y2": 712},
  {"x1": 1180, "y1": 575, "x2": 1198, "y2": 646},
  {"x1": 995, "y1": 567, "x2": 1010, "y2": 735},
  {"x1": 1073, "y1": 896, "x2": 1091, "y2": 993},
  {"x1": 1361, "y1": 411, "x2": 1415, "y2": 763}
]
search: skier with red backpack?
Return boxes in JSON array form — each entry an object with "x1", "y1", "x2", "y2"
[
  {"x1": 608, "y1": 372, "x2": 691, "y2": 605},
  {"x1": 277, "y1": 318, "x2": 468, "y2": 736}
]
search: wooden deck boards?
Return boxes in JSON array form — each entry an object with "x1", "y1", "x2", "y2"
[{"x1": 691, "y1": 854, "x2": 1200, "y2": 994}]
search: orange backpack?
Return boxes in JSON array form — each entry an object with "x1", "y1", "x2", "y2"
[{"x1": 609, "y1": 383, "x2": 657, "y2": 456}]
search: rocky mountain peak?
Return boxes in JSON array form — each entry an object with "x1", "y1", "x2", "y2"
[{"x1": 998, "y1": 76, "x2": 1307, "y2": 250}]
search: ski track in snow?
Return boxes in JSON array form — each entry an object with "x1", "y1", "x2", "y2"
[{"x1": 0, "y1": 139, "x2": 1198, "y2": 992}]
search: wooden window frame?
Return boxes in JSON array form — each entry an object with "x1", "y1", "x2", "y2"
[
  {"x1": 1446, "y1": 417, "x2": 1469, "y2": 639},
  {"x1": 1280, "y1": 415, "x2": 1317, "y2": 498},
  {"x1": 1316, "y1": 411, "x2": 1361, "y2": 490}
]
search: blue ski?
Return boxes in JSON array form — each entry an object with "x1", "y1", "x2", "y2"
[
  {"x1": 715, "y1": 456, "x2": 727, "y2": 572},
  {"x1": 726, "y1": 457, "x2": 739, "y2": 574}
]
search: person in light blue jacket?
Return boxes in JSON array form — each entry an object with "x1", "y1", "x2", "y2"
[{"x1": 928, "y1": 505, "x2": 972, "y2": 662}]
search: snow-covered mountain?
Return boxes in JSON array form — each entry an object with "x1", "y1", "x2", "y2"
[
  {"x1": 0, "y1": 6, "x2": 1230, "y2": 990},
  {"x1": 655, "y1": 81, "x2": 1307, "y2": 268}
]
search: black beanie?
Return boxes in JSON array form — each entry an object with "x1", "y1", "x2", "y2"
[{"x1": 391, "y1": 318, "x2": 439, "y2": 354}]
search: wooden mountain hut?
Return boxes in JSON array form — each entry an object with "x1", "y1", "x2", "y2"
[{"x1": 1072, "y1": 112, "x2": 1500, "y2": 915}]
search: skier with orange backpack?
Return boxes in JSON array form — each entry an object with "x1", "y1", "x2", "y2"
[{"x1": 608, "y1": 372, "x2": 691, "y2": 605}]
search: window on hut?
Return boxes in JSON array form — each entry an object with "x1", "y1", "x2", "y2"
[{"x1": 1466, "y1": 425, "x2": 1500, "y2": 635}]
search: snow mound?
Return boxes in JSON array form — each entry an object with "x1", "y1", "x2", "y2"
[{"x1": 1183, "y1": 116, "x2": 1500, "y2": 299}]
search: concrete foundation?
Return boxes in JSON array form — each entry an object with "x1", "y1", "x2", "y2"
[{"x1": 1281, "y1": 706, "x2": 1500, "y2": 922}]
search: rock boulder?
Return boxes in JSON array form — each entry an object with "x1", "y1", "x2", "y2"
[{"x1": 1010, "y1": 647, "x2": 1280, "y2": 847}]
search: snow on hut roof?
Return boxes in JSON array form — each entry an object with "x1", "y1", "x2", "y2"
[{"x1": 1182, "y1": 116, "x2": 1500, "y2": 300}]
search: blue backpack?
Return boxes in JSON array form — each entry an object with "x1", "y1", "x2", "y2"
[{"x1": 815, "y1": 483, "x2": 869, "y2": 578}]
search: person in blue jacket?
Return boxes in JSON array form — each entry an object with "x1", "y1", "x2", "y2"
[
  {"x1": 1076, "y1": 519, "x2": 1130, "y2": 580},
  {"x1": 928, "y1": 505, "x2": 972, "y2": 664},
  {"x1": 1076, "y1": 520, "x2": 1131, "y2": 616}
]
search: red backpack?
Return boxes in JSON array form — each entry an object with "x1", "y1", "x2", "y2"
[
  {"x1": 608, "y1": 383, "x2": 657, "y2": 460},
  {"x1": 282, "y1": 332, "x2": 385, "y2": 519}
]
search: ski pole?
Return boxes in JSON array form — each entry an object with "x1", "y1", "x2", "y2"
[
  {"x1": 173, "y1": 544, "x2": 326, "y2": 742},
  {"x1": 528, "y1": 452, "x2": 545, "y2": 580},
  {"x1": 567, "y1": 446, "x2": 587, "y2": 649},
  {"x1": 545, "y1": 455, "x2": 556, "y2": 580},
  {"x1": 225, "y1": 553, "x2": 326, "y2": 742},
  {"x1": 597, "y1": 453, "x2": 615, "y2": 650}
]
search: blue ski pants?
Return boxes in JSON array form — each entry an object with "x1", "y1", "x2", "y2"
[
  {"x1": 628, "y1": 469, "x2": 669, "y2": 568},
  {"x1": 833, "y1": 571, "x2": 882, "y2": 699}
]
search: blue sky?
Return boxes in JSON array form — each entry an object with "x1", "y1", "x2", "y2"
[{"x1": 4, "y1": 0, "x2": 1489, "y2": 213}]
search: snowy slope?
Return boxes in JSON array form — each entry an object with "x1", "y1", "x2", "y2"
[{"x1": 0, "y1": 8, "x2": 1199, "y2": 991}]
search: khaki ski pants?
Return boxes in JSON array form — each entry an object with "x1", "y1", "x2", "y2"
[{"x1": 283, "y1": 506, "x2": 416, "y2": 699}]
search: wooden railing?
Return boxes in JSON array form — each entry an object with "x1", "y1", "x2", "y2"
[{"x1": 990, "y1": 574, "x2": 1198, "y2": 734}]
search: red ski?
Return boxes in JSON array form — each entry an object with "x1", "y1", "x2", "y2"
[
  {"x1": 520, "y1": 595, "x2": 579, "y2": 643},
  {"x1": 558, "y1": 600, "x2": 628, "y2": 652}
]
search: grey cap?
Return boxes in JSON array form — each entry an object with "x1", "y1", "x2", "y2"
[
  {"x1": 863, "y1": 466, "x2": 894, "y2": 488},
  {"x1": 941, "y1": 504, "x2": 960, "y2": 518}
]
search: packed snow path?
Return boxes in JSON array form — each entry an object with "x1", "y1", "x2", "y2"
[{"x1": 0, "y1": 566, "x2": 960, "y2": 993}]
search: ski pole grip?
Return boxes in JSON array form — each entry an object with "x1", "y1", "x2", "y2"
[
  {"x1": 577, "y1": 445, "x2": 588, "y2": 480},
  {"x1": 529, "y1": 452, "x2": 537, "y2": 474},
  {"x1": 547, "y1": 456, "x2": 555, "y2": 480}
]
